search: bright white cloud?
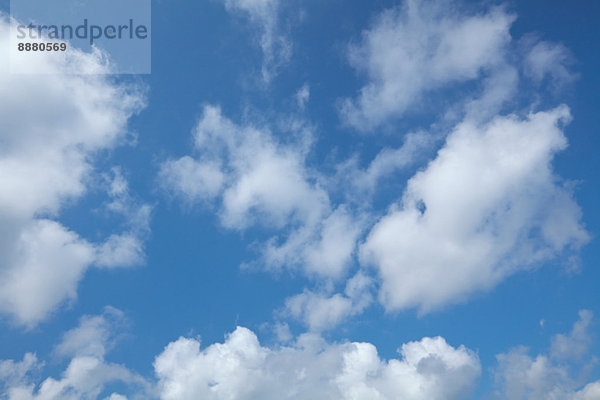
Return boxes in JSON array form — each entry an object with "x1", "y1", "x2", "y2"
[
  {"x1": 160, "y1": 106, "x2": 362, "y2": 279},
  {"x1": 0, "y1": 308, "x2": 149, "y2": 400},
  {"x1": 154, "y1": 326, "x2": 480, "y2": 400},
  {"x1": 340, "y1": 0, "x2": 515, "y2": 130},
  {"x1": 189, "y1": 106, "x2": 326, "y2": 230},
  {"x1": 0, "y1": 16, "x2": 148, "y2": 326},
  {"x1": 494, "y1": 310, "x2": 598, "y2": 400},
  {"x1": 361, "y1": 106, "x2": 589, "y2": 313},
  {"x1": 2, "y1": 309, "x2": 597, "y2": 400},
  {"x1": 222, "y1": 0, "x2": 291, "y2": 83}
]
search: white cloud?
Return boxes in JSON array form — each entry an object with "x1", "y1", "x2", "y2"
[
  {"x1": 160, "y1": 2, "x2": 587, "y2": 324},
  {"x1": 160, "y1": 106, "x2": 362, "y2": 279},
  {"x1": 295, "y1": 83, "x2": 310, "y2": 109},
  {"x1": 154, "y1": 326, "x2": 480, "y2": 400},
  {"x1": 3, "y1": 354, "x2": 145, "y2": 400},
  {"x1": 262, "y1": 206, "x2": 363, "y2": 279},
  {"x1": 0, "y1": 353, "x2": 40, "y2": 389},
  {"x1": 3, "y1": 310, "x2": 597, "y2": 400},
  {"x1": 0, "y1": 16, "x2": 148, "y2": 326},
  {"x1": 361, "y1": 106, "x2": 589, "y2": 313},
  {"x1": 104, "y1": 394, "x2": 128, "y2": 400},
  {"x1": 341, "y1": 0, "x2": 514, "y2": 130},
  {"x1": 285, "y1": 291, "x2": 353, "y2": 332},
  {"x1": 222, "y1": 0, "x2": 291, "y2": 83},
  {"x1": 284, "y1": 273, "x2": 373, "y2": 331},
  {"x1": 573, "y1": 382, "x2": 600, "y2": 400},
  {"x1": 523, "y1": 40, "x2": 575, "y2": 88},
  {"x1": 496, "y1": 348, "x2": 574, "y2": 400},
  {"x1": 0, "y1": 308, "x2": 150, "y2": 400},
  {"x1": 102, "y1": 168, "x2": 152, "y2": 234},
  {"x1": 0, "y1": 220, "x2": 96, "y2": 325},
  {"x1": 494, "y1": 310, "x2": 598, "y2": 400},
  {"x1": 550, "y1": 310, "x2": 594, "y2": 362},
  {"x1": 459, "y1": 63, "x2": 519, "y2": 124},
  {"x1": 94, "y1": 233, "x2": 145, "y2": 269},
  {"x1": 54, "y1": 306, "x2": 126, "y2": 360},
  {"x1": 95, "y1": 169, "x2": 152, "y2": 269},
  {"x1": 336, "y1": 130, "x2": 435, "y2": 198},
  {"x1": 186, "y1": 106, "x2": 326, "y2": 230},
  {"x1": 159, "y1": 156, "x2": 224, "y2": 204}
]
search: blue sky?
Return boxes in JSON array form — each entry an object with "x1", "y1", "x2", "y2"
[{"x1": 0, "y1": 0, "x2": 599, "y2": 399}]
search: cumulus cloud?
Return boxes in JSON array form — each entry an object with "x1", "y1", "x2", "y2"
[
  {"x1": 0, "y1": 308, "x2": 149, "y2": 400},
  {"x1": 341, "y1": 0, "x2": 514, "y2": 130},
  {"x1": 284, "y1": 273, "x2": 373, "y2": 331},
  {"x1": 0, "y1": 16, "x2": 148, "y2": 326},
  {"x1": 154, "y1": 325, "x2": 480, "y2": 400},
  {"x1": 361, "y1": 106, "x2": 589, "y2": 313},
  {"x1": 160, "y1": 106, "x2": 362, "y2": 279},
  {"x1": 494, "y1": 310, "x2": 598, "y2": 400},
  {"x1": 222, "y1": 0, "x2": 291, "y2": 83},
  {"x1": 2, "y1": 309, "x2": 597, "y2": 400}
]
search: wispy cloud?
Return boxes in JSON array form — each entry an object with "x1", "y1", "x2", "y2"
[{"x1": 222, "y1": 0, "x2": 291, "y2": 83}]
